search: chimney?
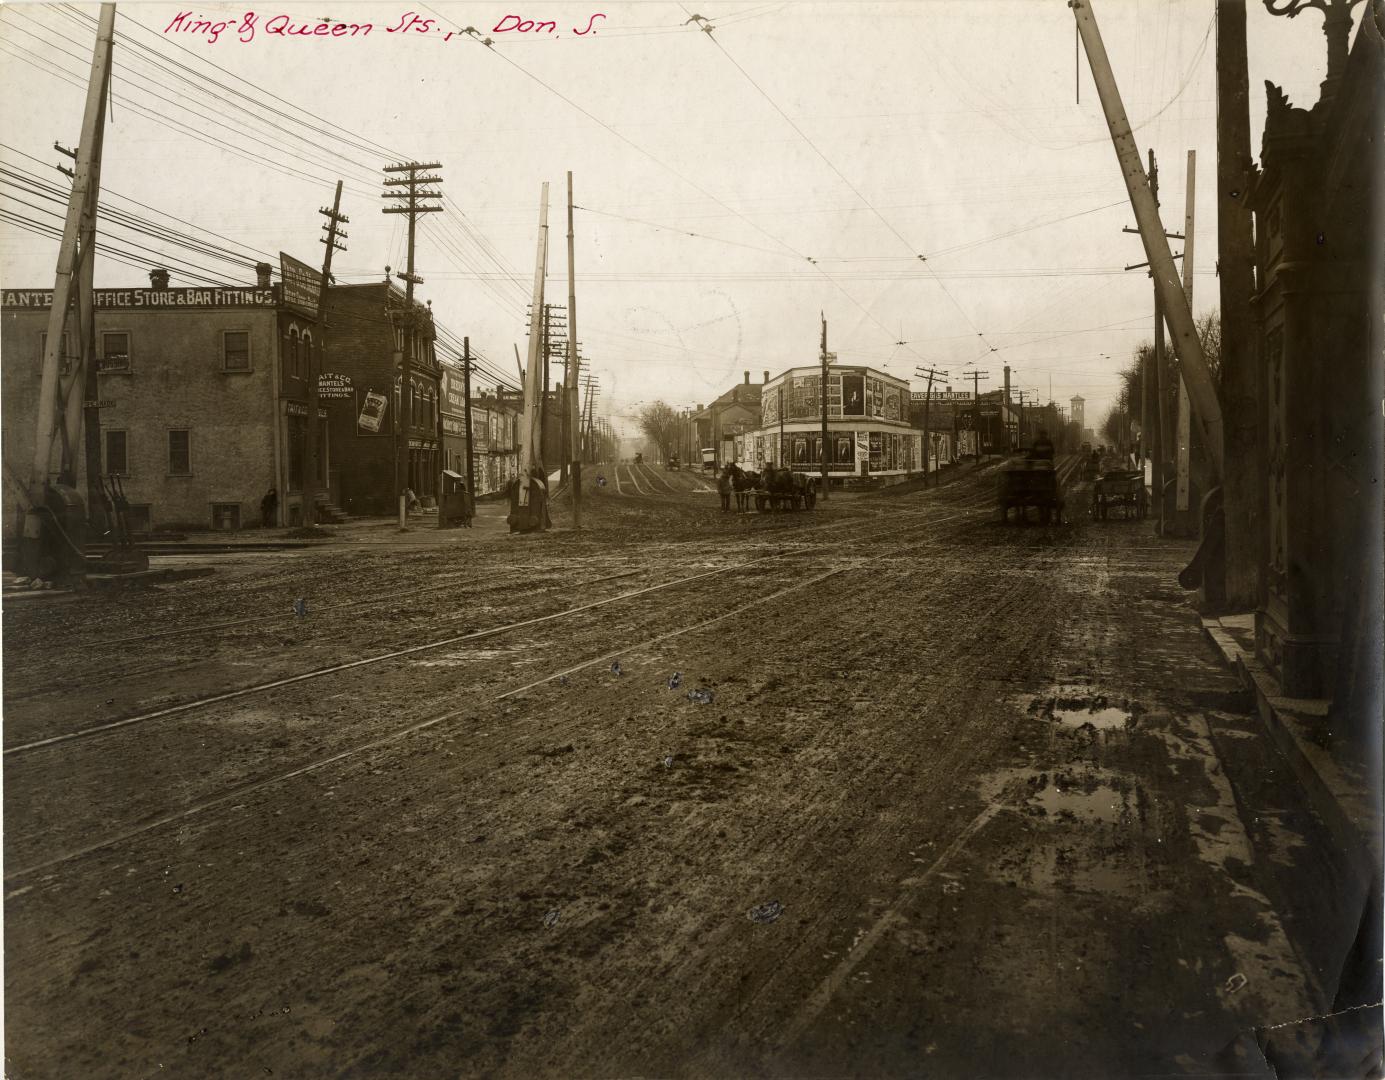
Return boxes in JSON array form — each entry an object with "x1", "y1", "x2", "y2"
[
  {"x1": 148, "y1": 267, "x2": 169, "y2": 290},
  {"x1": 744, "y1": 370, "x2": 750, "y2": 384},
  {"x1": 1003, "y1": 365, "x2": 1011, "y2": 404},
  {"x1": 255, "y1": 262, "x2": 273, "y2": 288},
  {"x1": 763, "y1": 370, "x2": 770, "y2": 384}
]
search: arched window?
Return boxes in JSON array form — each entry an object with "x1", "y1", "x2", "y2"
[
  {"x1": 288, "y1": 327, "x2": 300, "y2": 378},
  {"x1": 300, "y1": 332, "x2": 313, "y2": 379}
]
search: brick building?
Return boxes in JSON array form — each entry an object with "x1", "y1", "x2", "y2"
[
  {"x1": 2, "y1": 263, "x2": 325, "y2": 533},
  {"x1": 321, "y1": 280, "x2": 441, "y2": 516}
]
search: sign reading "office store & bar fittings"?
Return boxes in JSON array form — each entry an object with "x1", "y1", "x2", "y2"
[{"x1": 2, "y1": 288, "x2": 278, "y2": 309}]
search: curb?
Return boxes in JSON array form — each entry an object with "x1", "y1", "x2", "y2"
[{"x1": 1199, "y1": 614, "x2": 1378, "y2": 884}]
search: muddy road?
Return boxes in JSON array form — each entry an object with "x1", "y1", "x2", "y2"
[{"x1": 3, "y1": 462, "x2": 1323, "y2": 1078}]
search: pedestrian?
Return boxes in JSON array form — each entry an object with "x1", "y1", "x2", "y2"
[
  {"x1": 260, "y1": 485, "x2": 277, "y2": 527},
  {"x1": 1030, "y1": 429, "x2": 1055, "y2": 462},
  {"x1": 717, "y1": 464, "x2": 733, "y2": 512}
]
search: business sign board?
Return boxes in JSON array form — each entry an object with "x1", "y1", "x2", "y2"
[
  {"x1": 279, "y1": 253, "x2": 322, "y2": 318},
  {"x1": 909, "y1": 390, "x2": 975, "y2": 403}
]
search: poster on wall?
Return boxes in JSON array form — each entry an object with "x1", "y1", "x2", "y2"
[
  {"x1": 357, "y1": 389, "x2": 388, "y2": 434},
  {"x1": 841, "y1": 374, "x2": 865, "y2": 416}
]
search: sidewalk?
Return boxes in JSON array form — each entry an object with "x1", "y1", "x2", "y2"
[{"x1": 1201, "y1": 614, "x2": 1378, "y2": 885}]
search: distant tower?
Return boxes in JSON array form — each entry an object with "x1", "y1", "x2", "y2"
[{"x1": 1070, "y1": 395, "x2": 1085, "y2": 430}]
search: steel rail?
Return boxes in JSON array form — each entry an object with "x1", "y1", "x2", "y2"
[
  {"x1": 3, "y1": 492, "x2": 994, "y2": 759},
  {"x1": 2, "y1": 493, "x2": 1001, "y2": 884}
]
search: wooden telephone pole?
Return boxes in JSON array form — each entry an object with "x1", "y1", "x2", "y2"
[
  {"x1": 966, "y1": 370, "x2": 990, "y2": 459},
  {"x1": 462, "y1": 337, "x2": 476, "y2": 498},
  {"x1": 1071, "y1": 0, "x2": 1223, "y2": 480},
  {"x1": 819, "y1": 315, "x2": 831, "y2": 499},
  {"x1": 304, "y1": 181, "x2": 348, "y2": 527},
  {"x1": 23, "y1": 4, "x2": 115, "y2": 577},
  {"x1": 519, "y1": 184, "x2": 551, "y2": 512},
  {"x1": 382, "y1": 161, "x2": 443, "y2": 527},
  {"x1": 566, "y1": 171, "x2": 582, "y2": 527},
  {"x1": 1215, "y1": 0, "x2": 1260, "y2": 606},
  {"x1": 916, "y1": 365, "x2": 949, "y2": 485}
]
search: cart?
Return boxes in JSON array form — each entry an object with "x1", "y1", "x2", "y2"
[
  {"x1": 998, "y1": 461, "x2": 1064, "y2": 524},
  {"x1": 1091, "y1": 471, "x2": 1147, "y2": 520}
]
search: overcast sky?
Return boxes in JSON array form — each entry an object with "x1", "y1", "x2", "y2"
[{"x1": 0, "y1": 0, "x2": 1356, "y2": 437}]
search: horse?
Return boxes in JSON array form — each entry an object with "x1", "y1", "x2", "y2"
[{"x1": 733, "y1": 467, "x2": 759, "y2": 512}]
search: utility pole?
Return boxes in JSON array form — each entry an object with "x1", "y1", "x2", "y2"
[
  {"x1": 24, "y1": 4, "x2": 115, "y2": 577},
  {"x1": 1216, "y1": 0, "x2": 1260, "y2": 605},
  {"x1": 1151, "y1": 152, "x2": 1173, "y2": 533},
  {"x1": 916, "y1": 365, "x2": 949, "y2": 485},
  {"x1": 566, "y1": 171, "x2": 582, "y2": 526},
  {"x1": 819, "y1": 315, "x2": 831, "y2": 499},
  {"x1": 382, "y1": 161, "x2": 443, "y2": 528},
  {"x1": 1174, "y1": 150, "x2": 1196, "y2": 534},
  {"x1": 305, "y1": 181, "x2": 348, "y2": 527},
  {"x1": 519, "y1": 184, "x2": 550, "y2": 516},
  {"x1": 462, "y1": 337, "x2": 475, "y2": 499},
  {"x1": 777, "y1": 386, "x2": 785, "y2": 466},
  {"x1": 1122, "y1": 156, "x2": 1183, "y2": 486},
  {"x1": 1071, "y1": 0, "x2": 1223, "y2": 481},
  {"x1": 966, "y1": 370, "x2": 990, "y2": 459}
]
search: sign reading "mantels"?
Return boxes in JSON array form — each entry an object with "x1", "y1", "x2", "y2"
[{"x1": 2, "y1": 288, "x2": 278, "y2": 310}]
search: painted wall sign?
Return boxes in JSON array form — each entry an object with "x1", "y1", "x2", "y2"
[
  {"x1": 318, "y1": 372, "x2": 353, "y2": 400},
  {"x1": 2, "y1": 287, "x2": 277, "y2": 309}
]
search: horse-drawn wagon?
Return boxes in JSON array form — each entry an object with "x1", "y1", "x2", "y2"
[
  {"x1": 998, "y1": 460, "x2": 1064, "y2": 524},
  {"x1": 742, "y1": 467, "x2": 817, "y2": 512},
  {"x1": 1091, "y1": 471, "x2": 1147, "y2": 520}
]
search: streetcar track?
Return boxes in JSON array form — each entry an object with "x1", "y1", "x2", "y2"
[
  {"x1": 4, "y1": 497, "x2": 995, "y2": 758},
  {"x1": 2, "y1": 493, "x2": 1000, "y2": 883},
  {"x1": 6, "y1": 486, "x2": 993, "y2": 705}
]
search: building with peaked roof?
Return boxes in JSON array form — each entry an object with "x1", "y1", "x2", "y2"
[{"x1": 692, "y1": 369, "x2": 767, "y2": 467}]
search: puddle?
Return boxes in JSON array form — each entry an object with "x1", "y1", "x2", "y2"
[
  {"x1": 1017, "y1": 688, "x2": 1135, "y2": 732},
  {"x1": 1052, "y1": 705, "x2": 1132, "y2": 731},
  {"x1": 1030, "y1": 780, "x2": 1131, "y2": 824}
]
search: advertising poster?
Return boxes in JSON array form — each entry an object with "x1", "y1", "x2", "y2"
[
  {"x1": 357, "y1": 388, "x2": 388, "y2": 434},
  {"x1": 841, "y1": 374, "x2": 865, "y2": 416}
]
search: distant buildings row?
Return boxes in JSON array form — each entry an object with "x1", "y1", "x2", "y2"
[
  {"x1": 681, "y1": 368, "x2": 1088, "y2": 481},
  {"x1": 2, "y1": 262, "x2": 529, "y2": 532}
]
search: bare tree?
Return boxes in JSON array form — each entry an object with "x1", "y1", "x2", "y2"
[{"x1": 636, "y1": 401, "x2": 682, "y2": 463}]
